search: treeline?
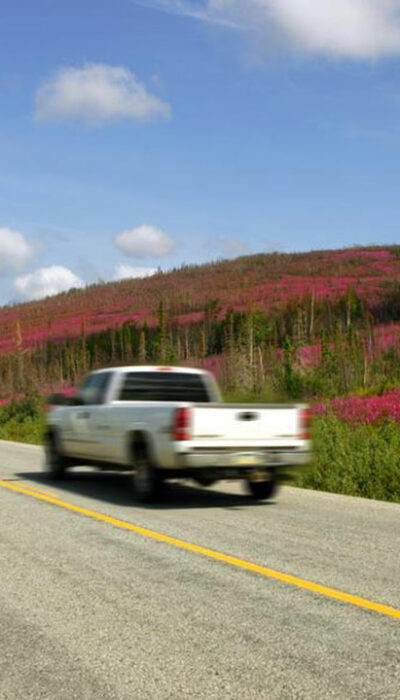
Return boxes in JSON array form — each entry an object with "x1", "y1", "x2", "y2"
[{"x1": 1, "y1": 287, "x2": 400, "y2": 402}]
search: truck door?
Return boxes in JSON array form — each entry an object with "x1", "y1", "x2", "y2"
[
  {"x1": 72, "y1": 372, "x2": 112, "y2": 460},
  {"x1": 85, "y1": 372, "x2": 114, "y2": 461}
]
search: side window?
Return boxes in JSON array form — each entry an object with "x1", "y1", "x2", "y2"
[
  {"x1": 79, "y1": 373, "x2": 111, "y2": 405},
  {"x1": 94, "y1": 373, "x2": 111, "y2": 404}
]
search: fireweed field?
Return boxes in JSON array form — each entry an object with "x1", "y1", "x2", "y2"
[{"x1": 3, "y1": 244, "x2": 400, "y2": 501}]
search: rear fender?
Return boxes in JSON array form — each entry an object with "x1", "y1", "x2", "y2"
[{"x1": 127, "y1": 430, "x2": 157, "y2": 467}]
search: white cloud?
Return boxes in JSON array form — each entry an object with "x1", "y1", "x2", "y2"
[
  {"x1": 35, "y1": 63, "x2": 171, "y2": 125},
  {"x1": 114, "y1": 264, "x2": 157, "y2": 280},
  {"x1": 213, "y1": 235, "x2": 247, "y2": 256},
  {"x1": 135, "y1": 0, "x2": 400, "y2": 59},
  {"x1": 0, "y1": 227, "x2": 34, "y2": 276},
  {"x1": 266, "y1": 0, "x2": 400, "y2": 59},
  {"x1": 14, "y1": 266, "x2": 84, "y2": 301},
  {"x1": 133, "y1": 0, "x2": 240, "y2": 27},
  {"x1": 115, "y1": 224, "x2": 177, "y2": 258}
]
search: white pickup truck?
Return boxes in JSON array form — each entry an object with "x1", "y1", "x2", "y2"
[{"x1": 46, "y1": 366, "x2": 311, "y2": 502}]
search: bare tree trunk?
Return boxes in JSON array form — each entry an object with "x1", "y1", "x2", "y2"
[
  {"x1": 139, "y1": 329, "x2": 147, "y2": 363},
  {"x1": 309, "y1": 291, "x2": 315, "y2": 339},
  {"x1": 184, "y1": 327, "x2": 189, "y2": 360},
  {"x1": 257, "y1": 346, "x2": 265, "y2": 389}
]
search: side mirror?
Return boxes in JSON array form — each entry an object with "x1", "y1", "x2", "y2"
[
  {"x1": 47, "y1": 393, "x2": 84, "y2": 407},
  {"x1": 47, "y1": 393, "x2": 68, "y2": 406},
  {"x1": 67, "y1": 395, "x2": 85, "y2": 406}
]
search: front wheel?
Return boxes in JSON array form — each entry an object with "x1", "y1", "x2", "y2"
[
  {"x1": 45, "y1": 433, "x2": 68, "y2": 480},
  {"x1": 131, "y1": 445, "x2": 164, "y2": 504},
  {"x1": 246, "y1": 478, "x2": 278, "y2": 501}
]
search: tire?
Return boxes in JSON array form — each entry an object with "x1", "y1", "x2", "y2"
[
  {"x1": 246, "y1": 478, "x2": 278, "y2": 501},
  {"x1": 131, "y1": 444, "x2": 164, "y2": 504},
  {"x1": 45, "y1": 433, "x2": 68, "y2": 480}
]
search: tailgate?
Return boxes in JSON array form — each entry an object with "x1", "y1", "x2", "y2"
[{"x1": 190, "y1": 404, "x2": 302, "y2": 444}]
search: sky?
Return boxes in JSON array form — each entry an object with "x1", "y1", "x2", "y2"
[{"x1": 1, "y1": 0, "x2": 400, "y2": 304}]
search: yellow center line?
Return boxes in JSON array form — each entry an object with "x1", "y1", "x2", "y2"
[
  {"x1": 16, "y1": 484, "x2": 60, "y2": 499},
  {"x1": 1, "y1": 478, "x2": 400, "y2": 622}
]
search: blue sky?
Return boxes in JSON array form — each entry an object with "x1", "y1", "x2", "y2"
[{"x1": 1, "y1": 0, "x2": 400, "y2": 303}]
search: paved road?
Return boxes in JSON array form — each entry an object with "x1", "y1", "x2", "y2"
[{"x1": 1, "y1": 440, "x2": 400, "y2": 699}]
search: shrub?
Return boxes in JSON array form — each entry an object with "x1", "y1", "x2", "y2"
[
  {"x1": 0, "y1": 393, "x2": 44, "y2": 444},
  {"x1": 297, "y1": 416, "x2": 400, "y2": 502}
]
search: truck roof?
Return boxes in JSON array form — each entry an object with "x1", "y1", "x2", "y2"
[{"x1": 91, "y1": 366, "x2": 209, "y2": 376}]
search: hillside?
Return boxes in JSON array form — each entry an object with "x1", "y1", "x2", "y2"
[
  {"x1": 1, "y1": 245, "x2": 400, "y2": 355},
  {"x1": 2, "y1": 244, "x2": 400, "y2": 408}
]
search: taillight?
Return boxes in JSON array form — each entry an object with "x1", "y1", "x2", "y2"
[
  {"x1": 299, "y1": 407, "x2": 312, "y2": 440},
  {"x1": 173, "y1": 407, "x2": 192, "y2": 441}
]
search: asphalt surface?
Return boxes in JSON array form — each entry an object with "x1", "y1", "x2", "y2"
[{"x1": 1, "y1": 440, "x2": 400, "y2": 699}]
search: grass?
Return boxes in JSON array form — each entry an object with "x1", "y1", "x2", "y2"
[{"x1": 0, "y1": 394, "x2": 45, "y2": 445}]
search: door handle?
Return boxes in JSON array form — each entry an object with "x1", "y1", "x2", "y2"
[{"x1": 77, "y1": 411, "x2": 91, "y2": 419}]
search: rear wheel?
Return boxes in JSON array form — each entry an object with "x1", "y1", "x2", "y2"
[
  {"x1": 246, "y1": 478, "x2": 278, "y2": 501},
  {"x1": 131, "y1": 444, "x2": 164, "y2": 504},
  {"x1": 45, "y1": 433, "x2": 68, "y2": 480}
]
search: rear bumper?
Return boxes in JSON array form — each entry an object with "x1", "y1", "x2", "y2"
[{"x1": 176, "y1": 449, "x2": 311, "y2": 470}]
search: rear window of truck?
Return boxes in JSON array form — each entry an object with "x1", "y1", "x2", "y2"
[{"x1": 118, "y1": 372, "x2": 211, "y2": 402}]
